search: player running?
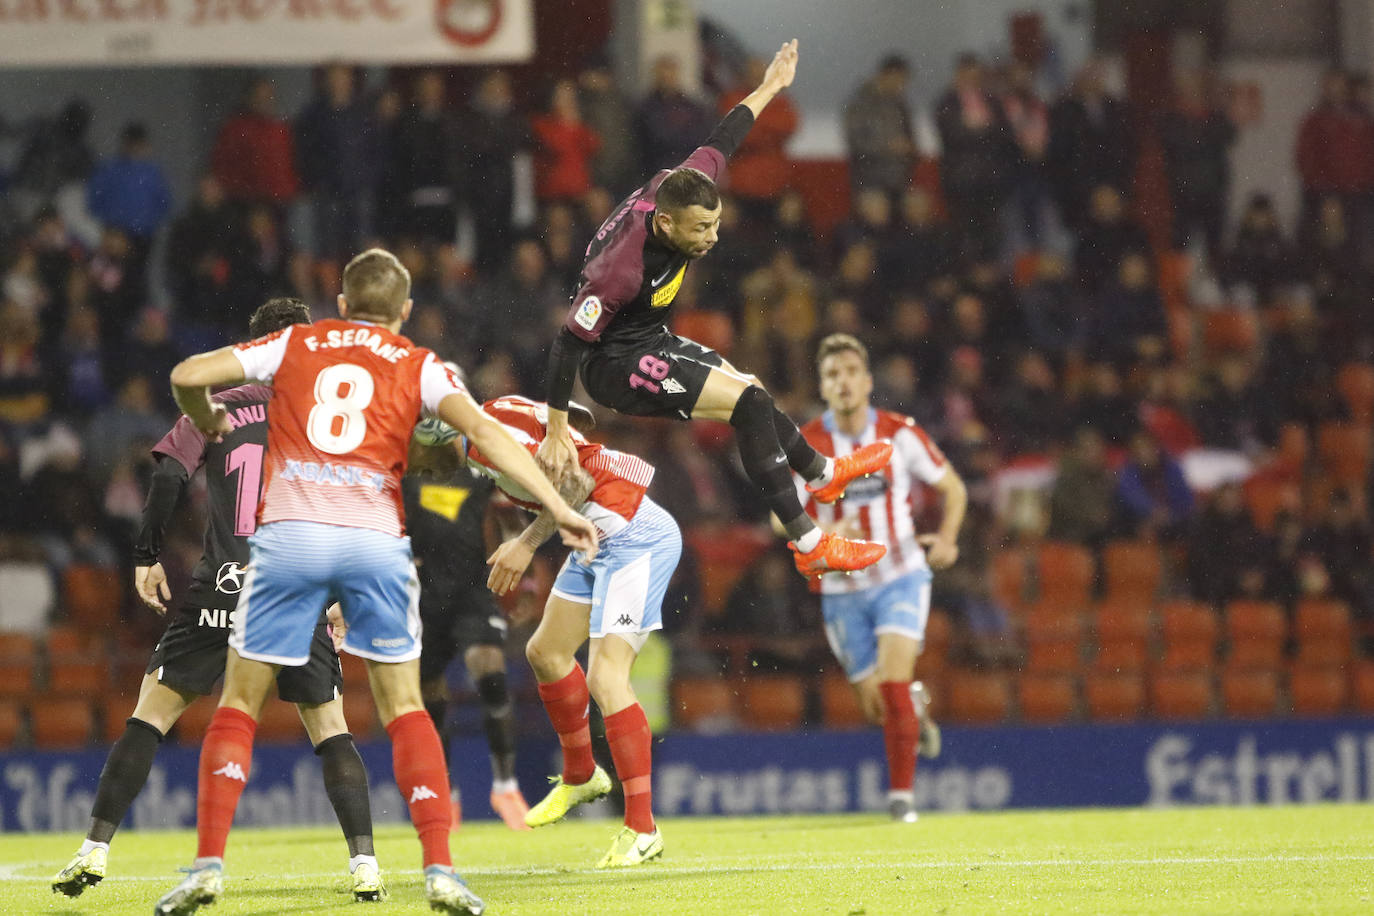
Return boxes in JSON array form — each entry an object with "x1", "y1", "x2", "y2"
[
  {"x1": 537, "y1": 39, "x2": 891, "y2": 578},
  {"x1": 153, "y1": 249, "x2": 598, "y2": 916},
  {"x1": 468, "y1": 395, "x2": 676, "y2": 868},
  {"x1": 798, "y1": 335, "x2": 967, "y2": 823},
  {"x1": 51, "y1": 299, "x2": 383, "y2": 903},
  {"x1": 403, "y1": 449, "x2": 532, "y2": 830}
]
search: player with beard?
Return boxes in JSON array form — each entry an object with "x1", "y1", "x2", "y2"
[{"x1": 538, "y1": 39, "x2": 891, "y2": 583}]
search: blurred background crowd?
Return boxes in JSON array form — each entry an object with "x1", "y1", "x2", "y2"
[{"x1": 3, "y1": 27, "x2": 1373, "y2": 739}]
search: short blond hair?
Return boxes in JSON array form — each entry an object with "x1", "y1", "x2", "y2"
[
  {"x1": 342, "y1": 248, "x2": 411, "y2": 321},
  {"x1": 817, "y1": 333, "x2": 869, "y2": 368}
]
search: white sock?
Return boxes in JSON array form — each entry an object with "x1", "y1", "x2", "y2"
[
  {"x1": 192, "y1": 856, "x2": 222, "y2": 870},
  {"x1": 78, "y1": 839, "x2": 108, "y2": 856},
  {"x1": 813, "y1": 457, "x2": 835, "y2": 486},
  {"x1": 349, "y1": 854, "x2": 378, "y2": 874},
  {"x1": 491, "y1": 777, "x2": 519, "y2": 795},
  {"x1": 887, "y1": 789, "x2": 915, "y2": 803},
  {"x1": 793, "y1": 528, "x2": 823, "y2": 553}
]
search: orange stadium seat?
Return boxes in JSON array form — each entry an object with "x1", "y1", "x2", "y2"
[
  {"x1": 991, "y1": 549, "x2": 1029, "y2": 611},
  {"x1": 1035, "y1": 542, "x2": 1094, "y2": 608},
  {"x1": 947, "y1": 671, "x2": 1011, "y2": 724},
  {"x1": 1294, "y1": 599, "x2": 1353, "y2": 666},
  {"x1": 45, "y1": 625, "x2": 103, "y2": 658},
  {"x1": 1017, "y1": 672, "x2": 1076, "y2": 723},
  {"x1": 1159, "y1": 600, "x2": 1219, "y2": 671},
  {"x1": 338, "y1": 652, "x2": 369, "y2": 688},
  {"x1": 1220, "y1": 666, "x2": 1279, "y2": 718},
  {"x1": 1149, "y1": 670, "x2": 1213, "y2": 720},
  {"x1": 173, "y1": 696, "x2": 219, "y2": 744},
  {"x1": 1085, "y1": 671, "x2": 1146, "y2": 721},
  {"x1": 62, "y1": 564, "x2": 123, "y2": 628},
  {"x1": 0, "y1": 633, "x2": 38, "y2": 700},
  {"x1": 1101, "y1": 541, "x2": 1163, "y2": 602},
  {"x1": 0, "y1": 700, "x2": 22, "y2": 747},
  {"x1": 256, "y1": 701, "x2": 306, "y2": 743},
  {"x1": 1290, "y1": 666, "x2": 1347, "y2": 717},
  {"x1": 341, "y1": 689, "x2": 379, "y2": 740},
  {"x1": 1336, "y1": 362, "x2": 1374, "y2": 424},
  {"x1": 671, "y1": 677, "x2": 737, "y2": 732},
  {"x1": 47, "y1": 658, "x2": 108, "y2": 696},
  {"x1": 102, "y1": 694, "x2": 137, "y2": 744},
  {"x1": 1353, "y1": 661, "x2": 1374, "y2": 714},
  {"x1": 924, "y1": 610, "x2": 953, "y2": 662},
  {"x1": 1202, "y1": 310, "x2": 1258, "y2": 356},
  {"x1": 819, "y1": 674, "x2": 867, "y2": 728},
  {"x1": 1317, "y1": 422, "x2": 1372, "y2": 487},
  {"x1": 31, "y1": 697, "x2": 96, "y2": 748},
  {"x1": 739, "y1": 676, "x2": 806, "y2": 731},
  {"x1": 1094, "y1": 599, "x2": 1152, "y2": 644},
  {"x1": 1243, "y1": 475, "x2": 1300, "y2": 532},
  {"x1": 1225, "y1": 600, "x2": 1286, "y2": 668},
  {"x1": 1024, "y1": 606, "x2": 1085, "y2": 673}
]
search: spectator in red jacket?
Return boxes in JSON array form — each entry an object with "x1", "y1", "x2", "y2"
[
  {"x1": 530, "y1": 79, "x2": 601, "y2": 204},
  {"x1": 1295, "y1": 70, "x2": 1374, "y2": 235},
  {"x1": 718, "y1": 57, "x2": 799, "y2": 222},
  {"x1": 210, "y1": 77, "x2": 300, "y2": 208}
]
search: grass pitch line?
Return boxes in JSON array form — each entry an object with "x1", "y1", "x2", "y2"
[{"x1": 7, "y1": 852, "x2": 1374, "y2": 884}]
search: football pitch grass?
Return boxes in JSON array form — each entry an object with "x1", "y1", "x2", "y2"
[{"x1": 3, "y1": 806, "x2": 1371, "y2": 915}]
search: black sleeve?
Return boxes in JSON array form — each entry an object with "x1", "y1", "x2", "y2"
[
  {"x1": 132, "y1": 456, "x2": 190, "y2": 565},
  {"x1": 546, "y1": 328, "x2": 592, "y2": 412},
  {"x1": 703, "y1": 105, "x2": 756, "y2": 159}
]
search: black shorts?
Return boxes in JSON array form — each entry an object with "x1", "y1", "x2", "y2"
[
  {"x1": 419, "y1": 586, "x2": 508, "y2": 683},
  {"x1": 581, "y1": 334, "x2": 724, "y2": 420},
  {"x1": 146, "y1": 603, "x2": 342, "y2": 705}
]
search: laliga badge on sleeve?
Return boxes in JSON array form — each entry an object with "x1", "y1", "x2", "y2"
[{"x1": 575, "y1": 296, "x2": 602, "y2": 331}]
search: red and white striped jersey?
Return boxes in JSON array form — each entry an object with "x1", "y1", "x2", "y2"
[
  {"x1": 798, "y1": 408, "x2": 949, "y2": 594},
  {"x1": 232, "y1": 319, "x2": 467, "y2": 537},
  {"x1": 467, "y1": 395, "x2": 654, "y2": 540}
]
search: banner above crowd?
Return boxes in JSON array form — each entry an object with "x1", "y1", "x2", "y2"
[{"x1": 0, "y1": 0, "x2": 533, "y2": 67}]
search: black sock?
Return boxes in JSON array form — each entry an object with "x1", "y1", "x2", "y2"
[
  {"x1": 476, "y1": 672, "x2": 518, "y2": 783},
  {"x1": 772, "y1": 405, "x2": 827, "y2": 480},
  {"x1": 731, "y1": 386, "x2": 815, "y2": 540},
  {"x1": 88, "y1": 717, "x2": 163, "y2": 844},
  {"x1": 424, "y1": 696, "x2": 453, "y2": 771},
  {"x1": 315, "y1": 733, "x2": 374, "y2": 857}
]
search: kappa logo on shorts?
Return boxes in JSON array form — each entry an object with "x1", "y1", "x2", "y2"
[
  {"x1": 409, "y1": 785, "x2": 439, "y2": 803},
  {"x1": 575, "y1": 296, "x2": 602, "y2": 330},
  {"x1": 215, "y1": 562, "x2": 247, "y2": 595},
  {"x1": 614, "y1": 614, "x2": 635, "y2": 627}
]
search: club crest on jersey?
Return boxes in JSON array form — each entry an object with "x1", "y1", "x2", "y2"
[
  {"x1": 215, "y1": 562, "x2": 247, "y2": 594},
  {"x1": 575, "y1": 296, "x2": 602, "y2": 330}
]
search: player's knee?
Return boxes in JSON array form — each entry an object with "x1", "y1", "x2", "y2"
[
  {"x1": 524, "y1": 636, "x2": 567, "y2": 681},
  {"x1": 585, "y1": 666, "x2": 629, "y2": 709},
  {"x1": 728, "y1": 384, "x2": 773, "y2": 429}
]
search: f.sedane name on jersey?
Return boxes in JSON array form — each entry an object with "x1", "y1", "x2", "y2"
[{"x1": 301, "y1": 326, "x2": 410, "y2": 363}]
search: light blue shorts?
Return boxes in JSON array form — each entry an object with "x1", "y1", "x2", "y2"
[
  {"x1": 821, "y1": 569, "x2": 932, "y2": 682},
  {"x1": 550, "y1": 498, "x2": 681, "y2": 648},
  {"x1": 231, "y1": 520, "x2": 421, "y2": 666}
]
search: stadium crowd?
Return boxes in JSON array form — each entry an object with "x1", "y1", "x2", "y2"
[{"x1": 3, "y1": 48, "x2": 1373, "y2": 739}]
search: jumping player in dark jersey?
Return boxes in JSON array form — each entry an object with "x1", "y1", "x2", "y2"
[
  {"x1": 52, "y1": 299, "x2": 384, "y2": 903},
  {"x1": 404, "y1": 463, "x2": 532, "y2": 830},
  {"x1": 539, "y1": 40, "x2": 890, "y2": 577}
]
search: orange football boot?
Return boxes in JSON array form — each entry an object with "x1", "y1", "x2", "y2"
[
  {"x1": 790, "y1": 532, "x2": 887, "y2": 577},
  {"x1": 806, "y1": 441, "x2": 894, "y2": 504},
  {"x1": 490, "y1": 788, "x2": 533, "y2": 831}
]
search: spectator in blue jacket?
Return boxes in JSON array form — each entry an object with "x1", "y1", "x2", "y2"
[
  {"x1": 1116, "y1": 430, "x2": 1194, "y2": 542},
  {"x1": 86, "y1": 122, "x2": 171, "y2": 276}
]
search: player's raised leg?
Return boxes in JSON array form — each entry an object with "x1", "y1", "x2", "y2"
[
  {"x1": 524, "y1": 594, "x2": 612, "y2": 827},
  {"x1": 690, "y1": 366, "x2": 890, "y2": 575},
  {"x1": 52, "y1": 675, "x2": 191, "y2": 897}
]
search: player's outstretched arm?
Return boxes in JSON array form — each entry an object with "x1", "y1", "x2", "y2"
[
  {"x1": 488, "y1": 467, "x2": 595, "y2": 596},
  {"x1": 170, "y1": 347, "x2": 245, "y2": 440},
  {"x1": 738, "y1": 39, "x2": 799, "y2": 119},
  {"x1": 437, "y1": 391, "x2": 600, "y2": 558}
]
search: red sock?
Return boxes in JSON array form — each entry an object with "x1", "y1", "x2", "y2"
[
  {"x1": 537, "y1": 666, "x2": 595, "y2": 785},
  {"x1": 196, "y1": 707, "x2": 257, "y2": 859},
  {"x1": 879, "y1": 681, "x2": 919, "y2": 793},
  {"x1": 386, "y1": 710, "x2": 452, "y2": 868},
  {"x1": 604, "y1": 704, "x2": 654, "y2": 834}
]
